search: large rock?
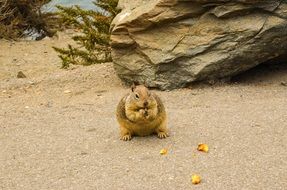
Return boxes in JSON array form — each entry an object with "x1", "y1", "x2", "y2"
[{"x1": 111, "y1": 0, "x2": 287, "y2": 90}]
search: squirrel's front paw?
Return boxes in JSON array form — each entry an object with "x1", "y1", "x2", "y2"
[
  {"x1": 121, "y1": 134, "x2": 132, "y2": 141},
  {"x1": 157, "y1": 132, "x2": 169, "y2": 139},
  {"x1": 139, "y1": 109, "x2": 146, "y2": 116}
]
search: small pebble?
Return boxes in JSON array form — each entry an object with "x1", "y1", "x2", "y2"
[
  {"x1": 17, "y1": 71, "x2": 26, "y2": 78},
  {"x1": 64, "y1": 90, "x2": 71, "y2": 94}
]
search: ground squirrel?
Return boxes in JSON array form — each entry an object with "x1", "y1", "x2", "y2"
[{"x1": 116, "y1": 84, "x2": 169, "y2": 141}]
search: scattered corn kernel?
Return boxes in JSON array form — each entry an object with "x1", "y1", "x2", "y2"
[
  {"x1": 191, "y1": 174, "x2": 201, "y2": 184},
  {"x1": 160, "y1": 148, "x2": 168, "y2": 155},
  {"x1": 197, "y1": 143, "x2": 209, "y2": 153}
]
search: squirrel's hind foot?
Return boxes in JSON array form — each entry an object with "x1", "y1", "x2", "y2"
[
  {"x1": 157, "y1": 132, "x2": 169, "y2": 139},
  {"x1": 121, "y1": 134, "x2": 132, "y2": 141}
]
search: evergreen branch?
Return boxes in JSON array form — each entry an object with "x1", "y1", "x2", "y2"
[{"x1": 53, "y1": 0, "x2": 119, "y2": 68}]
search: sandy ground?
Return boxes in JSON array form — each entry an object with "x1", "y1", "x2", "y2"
[{"x1": 0, "y1": 32, "x2": 287, "y2": 190}]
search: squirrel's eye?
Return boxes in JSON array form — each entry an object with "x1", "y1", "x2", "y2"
[{"x1": 135, "y1": 94, "x2": 139, "y2": 99}]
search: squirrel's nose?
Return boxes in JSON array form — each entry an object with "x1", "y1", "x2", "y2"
[{"x1": 144, "y1": 101, "x2": 148, "y2": 107}]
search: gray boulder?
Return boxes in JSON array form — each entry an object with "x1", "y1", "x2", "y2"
[{"x1": 111, "y1": 0, "x2": 287, "y2": 90}]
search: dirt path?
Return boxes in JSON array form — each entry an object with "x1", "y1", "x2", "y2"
[{"x1": 1, "y1": 33, "x2": 287, "y2": 190}]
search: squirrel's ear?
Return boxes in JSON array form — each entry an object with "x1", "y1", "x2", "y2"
[
  {"x1": 131, "y1": 82, "x2": 136, "y2": 92},
  {"x1": 143, "y1": 80, "x2": 148, "y2": 87},
  {"x1": 131, "y1": 81, "x2": 140, "y2": 92}
]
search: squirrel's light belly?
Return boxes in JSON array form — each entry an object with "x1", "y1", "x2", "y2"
[{"x1": 130, "y1": 120, "x2": 159, "y2": 136}]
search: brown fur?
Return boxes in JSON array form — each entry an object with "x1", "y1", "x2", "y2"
[{"x1": 116, "y1": 85, "x2": 168, "y2": 141}]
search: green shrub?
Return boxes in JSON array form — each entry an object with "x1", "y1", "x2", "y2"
[{"x1": 53, "y1": 0, "x2": 119, "y2": 68}]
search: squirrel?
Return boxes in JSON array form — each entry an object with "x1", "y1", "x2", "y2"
[{"x1": 116, "y1": 84, "x2": 169, "y2": 141}]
